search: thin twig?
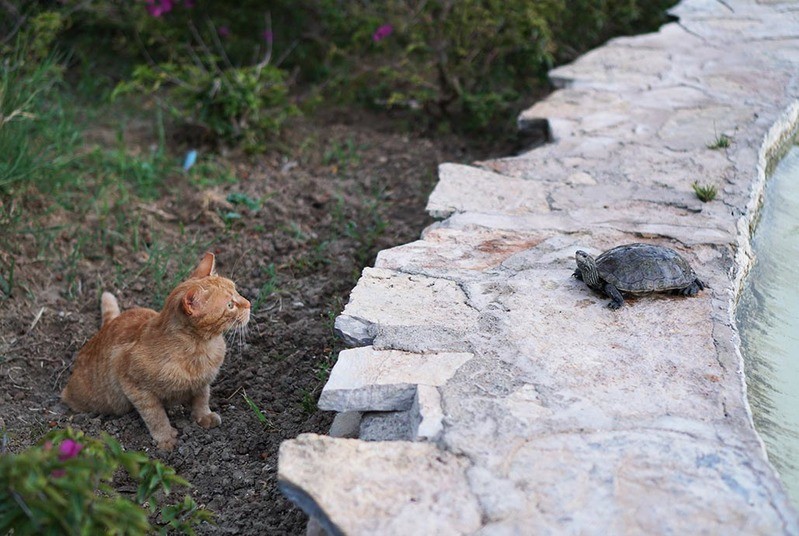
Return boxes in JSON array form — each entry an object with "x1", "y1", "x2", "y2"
[
  {"x1": 256, "y1": 12, "x2": 274, "y2": 73},
  {"x1": 27, "y1": 306, "x2": 44, "y2": 333},
  {"x1": 206, "y1": 17, "x2": 234, "y2": 70},
  {"x1": 274, "y1": 39, "x2": 298, "y2": 69},
  {"x1": 187, "y1": 19, "x2": 226, "y2": 78}
]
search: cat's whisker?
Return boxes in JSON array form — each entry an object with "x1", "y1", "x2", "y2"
[{"x1": 224, "y1": 320, "x2": 249, "y2": 350}]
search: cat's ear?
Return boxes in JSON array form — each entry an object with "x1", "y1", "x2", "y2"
[
  {"x1": 182, "y1": 286, "x2": 208, "y2": 316},
  {"x1": 189, "y1": 252, "x2": 217, "y2": 279}
]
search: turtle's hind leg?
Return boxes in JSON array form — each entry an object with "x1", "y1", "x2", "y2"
[{"x1": 604, "y1": 284, "x2": 625, "y2": 309}]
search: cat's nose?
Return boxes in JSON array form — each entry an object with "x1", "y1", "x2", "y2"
[{"x1": 241, "y1": 298, "x2": 251, "y2": 309}]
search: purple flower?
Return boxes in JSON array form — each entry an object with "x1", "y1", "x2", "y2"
[
  {"x1": 144, "y1": 0, "x2": 173, "y2": 17},
  {"x1": 218, "y1": 26, "x2": 231, "y2": 38},
  {"x1": 372, "y1": 24, "x2": 393, "y2": 43},
  {"x1": 58, "y1": 439, "x2": 83, "y2": 461},
  {"x1": 262, "y1": 30, "x2": 273, "y2": 44}
]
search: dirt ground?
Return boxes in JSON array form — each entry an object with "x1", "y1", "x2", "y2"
[{"x1": 0, "y1": 108, "x2": 524, "y2": 533}]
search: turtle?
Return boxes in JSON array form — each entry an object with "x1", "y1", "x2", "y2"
[{"x1": 573, "y1": 243, "x2": 705, "y2": 309}]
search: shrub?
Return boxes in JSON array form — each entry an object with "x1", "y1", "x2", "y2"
[
  {"x1": 0, "y1": 427, "x2": 211, "y2": 535},
  {"x1": 111, "y1": 2, "x2": 299, "y2": 150},
  {"x1": 115, "y1": 61, "x2": 297, "y2": 151},
  {"x1": 283, "y1": 0, "x2": 678, "y2": 134}
]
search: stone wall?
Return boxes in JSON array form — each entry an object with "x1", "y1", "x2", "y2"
[{"x1": 279, "y1": 1, "x2": 799, "y2": 533}]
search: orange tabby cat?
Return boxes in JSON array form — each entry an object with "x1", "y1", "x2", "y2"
[{"x1": 61, "y1": 252, "x2": 250, "y2": 450}]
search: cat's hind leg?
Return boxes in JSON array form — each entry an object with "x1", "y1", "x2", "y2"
[
  {"x1": 101, "y1": 292, "x2": 121, "y2": 326},
  {"x1": 191, "y1": 384, "x2": 222, "y2": 429}
]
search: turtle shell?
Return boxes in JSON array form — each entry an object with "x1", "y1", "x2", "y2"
[{"x1": 594, "y1": 243, "x2": 697, "y2": 293}]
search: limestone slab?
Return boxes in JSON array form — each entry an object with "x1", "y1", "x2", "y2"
[
  {"x1": 411, "y1": 385, "x2": 444, "y2": 442},
  {"x1": 359, "y1": 410, "x2": 413, "y2": 441},
  {"x1": 279, "y1": 434, "x2": 482, "y2": 536},
  {"x1": 375, "y1": 226, "x2": 545, "y2": 282},
  {"x1": 318, "y1": 346, "x2": 473, "y2": 412},
  {"x1": 334, "y1": 267, "x2": 480, "y2": 346},
  {"x1": 427, "y1": 163, "x2": 550, "y2": 218},
  {"x1": 464, "y1": 430, "x2": 793, "y2": 534}
]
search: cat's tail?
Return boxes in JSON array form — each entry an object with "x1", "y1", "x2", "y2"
[{"x1": 101, "y1": 291, "x2": 120, "y2": 326}]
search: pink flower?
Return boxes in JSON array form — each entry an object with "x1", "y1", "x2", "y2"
[
  {"x1": 144, "y1": 0, "x2": 173, "y2": 17},
  {"x1": 58, "y1": 439, "x2": 83, "y2": 461},
  {"x1": 372, "y1": 24, "x2": 393, "y2": 42},
  {"x1": 262, "y1": 30, "x2": 273, "y2": 44},
  {"x1": 218, "y1": 26, "x2": 231, "y2": 38}
]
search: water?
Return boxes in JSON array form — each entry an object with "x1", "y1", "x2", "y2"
[{"x1": 737, "y1": 144, "x2": 799, "y2": 505}]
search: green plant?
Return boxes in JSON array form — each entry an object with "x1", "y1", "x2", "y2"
[
  {"x1": 62, "y1": 233, "x2": 88, "y2": 299},
  {"x1": 300, "y1": 389, "x2": 317, "y2": 415},
  {"x1": 250, "y1": 263, "x2": 279, "y2": 313},
  {"x1": 0, "y1": 21, "x2": 83, "y2": 198},
  {"x1": 186, "y1": 158, "x2": 237, "y2": 188},
  {"x1": 117, "y1": 112, "x2": 170, "y2": 199},
  {"x1": 692, "y1": 182, "x2": 717, "y2": 202},
  {"x1": 0, "y1": 428, "x2": 211, "y2": 535},
  {"x1": 343, "y1": 187, "x2": 388, "y2": 268},
  {"x1": 707, "y1": 133, "x2": 732, "y2": 149},
  {"x1": 113, "y1": 21, "x2": 299, "y2": 150},
  {"x1": 314, "y1": 350, "x2": 338, "y2": 384},
  {"x1": 323, "y1": 137, "x2": 362, "y2": 170},
  {"x1": 0, "y1": 257, "x2": 14, "y2": 299},
  {"x1": 227, "y1": 192, "x2": 261, "y2": 211},
  {"x1": 241, "y1": 390, "x2": 277, "y2": 430}
]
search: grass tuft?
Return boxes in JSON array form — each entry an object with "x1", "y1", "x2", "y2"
[
  {"x1": 250, "y1": 264, "x2": 279, "y2": 313},
  {"x1": 241, "y1": 390, "x2": 276, "y2": 430},
  {"x1": 707, "y1": 133, "x2": 732, "y2": 150},
  {"x1": 692, "y1": 182, "x2": 717, "y2": 202}
]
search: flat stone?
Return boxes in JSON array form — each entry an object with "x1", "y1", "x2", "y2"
[
  {"x1": 327, "y1": 411, "x2": 361, "y2": 438},
  {"x1": 359, "y1": 410, "x2": 413, "y2": 441},
  {"x1": 318, "y1": 346, "x2": 473, "y2": 412},
  {"x1": 375, "y1": 226, "x2": 546, "y2": 282},
  {"x1": 332, "y1": 314, "x2": 375, "y2": 346},
  {"x1": 278, "y1": 434, "x2": 482, "y2": 536},
  {"x1": 411, "y1": 385, "x2": 444, "y2": 442},
  {"x1": 465, "y1": 430, "x2": 792, "y2": 534},
  {"x1": 335, "y1": 267, "x2": 480, "y2": 345},
  {"x1": 427, "y1": 163, "x2": 550, "y2": 218}
]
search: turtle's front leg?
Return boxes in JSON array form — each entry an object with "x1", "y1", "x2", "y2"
[
  {"x1": 681, "y1": 278, "x2": 705, "y2": 296},
  {"x1": 604, "y1": 284, "x2": 625, "y2": 309}
]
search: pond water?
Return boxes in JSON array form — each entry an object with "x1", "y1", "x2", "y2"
[{"x1": 737, "y1": 143, "x2": 799, "y2": 505}]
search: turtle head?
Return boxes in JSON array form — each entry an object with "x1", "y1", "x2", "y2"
[{"x1": 575, "y1": 250, "x2": 601, "y2": 289}]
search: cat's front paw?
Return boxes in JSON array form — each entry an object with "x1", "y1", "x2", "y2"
[
  {"x1": 154, "y1": 427, "x2": 179, "y2": 451},
  {"x1": 196, "y1": 411, "x2": 221, "y2": 429}
]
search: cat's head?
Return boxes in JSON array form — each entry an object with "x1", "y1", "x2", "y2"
[{"x1": 166, "y1": 252, "x2": 251, "y2": 337}]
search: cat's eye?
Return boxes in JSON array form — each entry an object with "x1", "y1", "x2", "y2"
[{"x1": 227, "y1": 301, "x2": 235, "y2": 310}]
